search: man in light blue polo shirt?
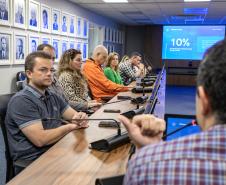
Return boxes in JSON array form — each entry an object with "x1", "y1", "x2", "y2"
[{"x1": 5, "y1": 51, "x2": 88, "y2": 174}]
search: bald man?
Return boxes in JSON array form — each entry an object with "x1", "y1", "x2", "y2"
[{"x1": 83, "y1": 45, "x2": 128, "y2": 101}]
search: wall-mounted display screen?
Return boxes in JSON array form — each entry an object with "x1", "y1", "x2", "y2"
[{"x1": 162, "y1": 26, "x2": 225, "y2": 60}]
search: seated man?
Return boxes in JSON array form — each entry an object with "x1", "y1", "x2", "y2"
[
  {"x1": 5, "y1": 51, "x2": 88, "y2": 174},
  {"x1": 119, "y1": 52, "x2": 144, "y2": 85},
  {"x1": 119, "y1": 39, "x2": 226, "y2": 184},
  {"x1": 83, "y1": 45, "x2": 129, "y2": 101}
]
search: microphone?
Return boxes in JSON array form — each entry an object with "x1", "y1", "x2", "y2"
[
  {"x1": 121, "y1": 106, "x2": 145, "y2": 119},
  {"x1": 132, "y1": 86, "x2": 153, "y2": 93},
  {"x1": 102, "y1": 99, "x2": 130, "y2": 105},
  {"x1": 131, "y1": 95, "x2": 148, "y2": 104},
  {"x1": 162, "y1": 120, "x2": 197, "y2": 140},
  {"x1": 42, "y1": 117, "x2": 130, "y2": 152}
]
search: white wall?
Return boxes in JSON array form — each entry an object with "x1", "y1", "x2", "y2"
[{"x1": 0, "y1": 0, "x2": 122, "y2": 95}]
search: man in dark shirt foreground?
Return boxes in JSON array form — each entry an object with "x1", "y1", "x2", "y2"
[{"x1": 5, "y1": 51, "x2": 88, "y2": 174}]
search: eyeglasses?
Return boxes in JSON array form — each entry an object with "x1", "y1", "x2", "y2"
[
  {"x1": 37, "y1": 67, "x2": 56, "y2": 74},
  {"x1": 51, "y1": 57, "x2": 56, "y2": 62}
]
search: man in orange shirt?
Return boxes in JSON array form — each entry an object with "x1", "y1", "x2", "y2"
[{"x1": 83, "y1": 45, "x2": 129, "y2": 101}]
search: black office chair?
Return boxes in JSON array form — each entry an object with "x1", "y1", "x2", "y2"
[
  {"x1": 0, "y1": 93, "x2": 15, "y2": 181},
  {"x1": 95, "y1": 174, "x2": 124, "y2": 185},
  {"x1": 0, "y1": 93, "x2": 31, "y2": 181},
  {"x1": 16, "y1": 71, "x2": 26, "y2": 91}
]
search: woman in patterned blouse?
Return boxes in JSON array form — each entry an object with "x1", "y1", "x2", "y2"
[{"x1": 58, "y1": 49, "x2": 101, "y2": 110}]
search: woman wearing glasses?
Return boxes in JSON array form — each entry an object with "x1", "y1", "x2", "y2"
[{"x1": 58, "y1": 49, "x2": 101, "y2": 111}]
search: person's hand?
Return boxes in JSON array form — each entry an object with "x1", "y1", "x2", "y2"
[
  {"x1": 126, "y1": 85, "x2": 134, "y2": 88},
  {"x1": 88, "y1": 101, "x2": 102, "y2": 108},
  {"x1": 118, "y1": 114, "x2": 165, "y2": 148},
  {"x1": 71, "y1": 112, "x2": 89, "y2": 129}
]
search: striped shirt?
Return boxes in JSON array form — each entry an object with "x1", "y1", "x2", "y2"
[{"x1": 124, "y1": 124, "x2": 226, "y2": 185}]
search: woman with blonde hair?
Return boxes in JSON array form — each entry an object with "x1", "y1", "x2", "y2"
[
  {"x1": 58, "y1": 49, "x2": 101, "y2": 111},
  {"x1": 120, "y1": 55, "x2": 129, "y2": 64},
  {"x1": 104, "y1": 52, "x2": 123, "y2": 84}
]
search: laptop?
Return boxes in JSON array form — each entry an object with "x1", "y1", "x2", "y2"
[{"x1": 164, "y1": 114, "x2": 201, "y2": 141}]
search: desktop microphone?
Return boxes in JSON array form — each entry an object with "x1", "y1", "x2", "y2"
[
  {"x1": 42, "y1": 117, "x2": 130, "y2": 152},
  {"x1": 131, "y1": 95, "x2": 148, "y2": 104},
  {"x1": 162, "y1": 120, "x2": 197, "y2": 140},
  {"x1": 132, "y1": 86, "x2": 153, "y2": 93},
  {"x1": 102, "y1": 99, "x2": 130, "y2": 105},
  {"x1": 121, "y1": 106, "x2": 145, "y2": 119}
]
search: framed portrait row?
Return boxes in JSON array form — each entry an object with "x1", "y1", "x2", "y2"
[
  {"x1": 104, "y1": 27, "x2": 123, "y2": 44},
  {"x1": 0, "y1": 29, "x2": 89, "y2": 65},
  {"x1": 0, "y1": 0, "x2": 89, "y2": 38}
]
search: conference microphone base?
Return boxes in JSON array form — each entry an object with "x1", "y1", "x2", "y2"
[{"x1": 90, "y1": 132, "x2": 130, "y2": 152}]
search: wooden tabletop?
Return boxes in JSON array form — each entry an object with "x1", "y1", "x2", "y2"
[{"x1": 7, "y1": 75, "x2": 165, "y2": 185}]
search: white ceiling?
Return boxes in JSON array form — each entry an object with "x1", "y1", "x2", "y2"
[{"x1": 69, "y1": 0, "x2": 226, "y2": 25}]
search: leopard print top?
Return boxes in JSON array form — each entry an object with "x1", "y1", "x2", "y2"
[{"x1": 58, "y1": 70, "x2": 89, "y2": 109}]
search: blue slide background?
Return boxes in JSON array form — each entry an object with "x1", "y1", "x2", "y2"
[
  {"x1": 166, "y1": 117, "x2": 201, "y2": 141},
  {"x1": 162, "y1": 26, "x2": 225, "y2": 60}
]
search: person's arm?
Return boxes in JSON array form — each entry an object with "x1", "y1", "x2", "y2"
[
  {"x1": 104, "y1": 68, "x2": 116, "y2": 83},
  {"x1": 83, "y1": 64, "x2": 128, "y2": 93},
  {"x1": 58, "y1": 72, "x2": 88, "y2": 109},
  {"x1": 118, "y1": 115, "x2": 165, "y2": 148},
  {"x1": 9, "y1": 96, "x2": 83, "y2": 148},
  {"x1": 21, "y1": 121, "x2": 77, "y2": 147}
]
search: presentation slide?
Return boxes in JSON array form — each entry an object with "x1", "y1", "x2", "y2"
[
  {"x1": 166, "y1": 117, "x2": 201, "y2": 141},
  {"x1": 162, "y1": 26, "x2": 225, "y2": 60}
]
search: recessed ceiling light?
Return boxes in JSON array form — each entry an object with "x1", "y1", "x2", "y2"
[
  {"x1": 184, "y1": 0, "x2": 211, "y2": 2},
  {"x1": 103, "y1": 0, "x2": 128, "y2": 3}
]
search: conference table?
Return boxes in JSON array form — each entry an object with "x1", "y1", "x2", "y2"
[{"x1": 7, "y1": 72, "x2": 165, "y2": 185}]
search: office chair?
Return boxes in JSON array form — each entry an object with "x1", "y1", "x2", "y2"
[
  {"x1": 0, "y1": 94, "x2": 15, "y2": 181},
  {"x1": 0, "y1": 93, "x2": 31, "y2": 182},
  {"x1": 87, "y1": 84, "x2": 113, "y2": 102},
  {"x1": 95, "y1": 174, "x2": 124, "y2": 185},
  {"x1": 16, "y1": 71, "x2": 26, "y2": 91}
]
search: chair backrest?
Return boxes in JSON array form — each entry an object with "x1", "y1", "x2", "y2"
[
  {"x1": 16, "y1": 71, "x2": 26, "y2": 91},
  {"x1": 0, "y1": 93, "x2": 15, "y2": 182},
  {"x1": 16, "y1": 71, "x2": 26, "y2": 81}
]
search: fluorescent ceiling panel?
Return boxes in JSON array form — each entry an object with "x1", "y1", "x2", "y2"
[
  {"x1": 102, "y1": 0, "x2": 128, "y2": 3},
  {"x1": 184, "y1": 0, "x2": 211, "y2": 2}
]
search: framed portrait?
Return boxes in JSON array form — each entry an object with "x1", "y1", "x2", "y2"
[
  {"x1": 76, "y1": 41, "x2": 82, "y2": 51},
  {"x1": 76, "y1": 17, "x2": 82, "y2": 38},
  {"x1": 29, "y1": 34, "x2": 39, "y2": 53},
  {"x1": 119, "y1": 31, "x2": 122, "y2": 44},
  {"x1": 104, "y1": 27, "x2": 107, "y2": 42},
  {"x1": 0, "y1": 0, "x2": 10, "y2": 26},
  {"x1": 28, "y1": 0, "x2": 40, "y2": 31},
  {"x1": 117, "y1": 30, "x2": 120, "y2": 43},
  {"x1": 69, "y1": 14, "x2": 75, "y2": 37},
  {"x1": 14, "y1": 32, "x2": 27, "y2": 64},
  {"x1": 0, "y1": 30, "x2": 12, "y2": 65},
  {"x1": 69, "y1": 39, "x2": 75, "y2": 49},
  {"x1": 121, "y1": 31, "x2": 124, "y2": 44},
  {"x1": 83, "y1": 19, "x2": 88, "y2": 38},
  {"x1": 52, "y1": 8, "x2": 60, "y2": 34},
  {"x1": 40, "y1": 4, "x2": 50, "y2": 33},
  {"x1": 82, "y1": 42, "x2": 88, "y2": 61},
  {"x1": 114, "y1": 30, "x2": 117, "y2": 43},
  {"x1": 52, "y1": 37, "x2": 60, "y2": 62},
  {"x1": 61, "y1": 38, "x2": 68, "y2": 54},
  {"x1": 41, "y1": 35, "x2": 51, "y2": 44},
  {"x1": 108, "y1": 28, "x2": 111, "y2": 42},
  {"x1": 61, "y1": 12, "x2": 69, "y2": 35},
  {"x1": 13, "y1": 0, "x2": 26, "y2": 29}
]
